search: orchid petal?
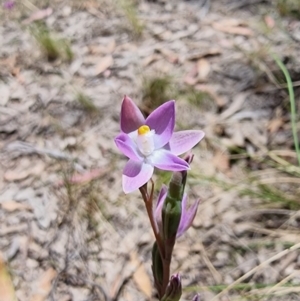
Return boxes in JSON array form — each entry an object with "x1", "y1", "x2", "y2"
[
  {"x1": 155, "y1": 185, "x2": 168, "y2": 210},
  {"x1": 146, "y1": 100, "x2": 175, "y2": 149},
  {"x1": 122, "y1": 160, "x2": 154, "y2": 193},
  {"x1": 177, "y1": 196, "x2": 199, "y2": 237},
  {"x1": 151, "y1": 149, "x2": 190, "y2": 171},
  {"x1": 121, "y1": 96, "x2": 145, "y2": 133},
  {"x1": 166, "y1": 130, "x2": 205, "y2": 155},
  {"x1": 115, "y1": 133, "x2": 142, "y2": 161},
  {"x1": 154, "y1": 185, "x2": 167, "y2": 235}
]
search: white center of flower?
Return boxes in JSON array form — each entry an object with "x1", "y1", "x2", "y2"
[{"x1": 137, "y1": 125, "x2": 155, "y2": 156}]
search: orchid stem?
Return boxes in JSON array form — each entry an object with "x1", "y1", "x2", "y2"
[
  {"x1": 162, "y1": 258, "x2": 171, "y2": 297},
  {"x1": 139, "y1": 182, "x2": 164, "y2": 259}
]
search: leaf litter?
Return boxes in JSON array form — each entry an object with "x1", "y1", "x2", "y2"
[{"x1": 0, "y1": 0, "x2": 300, "y2": 300}]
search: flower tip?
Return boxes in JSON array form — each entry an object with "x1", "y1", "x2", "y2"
[
  {"x1": 122, "y1": 94, "x2": 132, "y2": 102},
  {"x1": 192, "y1": 294, "x2": 200, "y2": 301}
]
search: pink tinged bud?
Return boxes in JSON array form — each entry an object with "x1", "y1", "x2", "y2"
[
  {"x1": 192, "y1": 294, "x2": 201, "y2": 301},
  {"x1": 176, "y1": 195, "x2": 200, "y2": 238},
  {"x1": 155, "y1": 186, "x2": 199, "y2": 238},
  {"x1": 162, "y1": 274, "x2": 182, "y2": 301}
]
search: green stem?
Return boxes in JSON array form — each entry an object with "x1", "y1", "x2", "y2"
[{"x1": 273, "y1": 53, "x2": 300, "y2": 166}]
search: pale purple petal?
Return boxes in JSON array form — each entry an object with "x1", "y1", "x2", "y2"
[
  {"x1": 155, "y1": 185, "x2": 168, "y2": 210},
  {"x1": 146, "y1": 101, "x2": 175, "y2": 149},
  {"x1": 192, "y1": 295, "x2": 200, "y2": 301},
  {"x1": 165, "y1": 130, "x2": 205, "y2": 155},
  {"x1": 121, "y1": 96, "x2": 145, "y2": 133},
  {"x1": 3, "y1": 0, "x2": 15, "y2": 9},
  {"x1": 154, "y1": 185, "x2": 167, "y2": 234},
  {"x1": 151, "y1": 149, "x2": 190, "y2": 171},
  {"x1": 177, "y1": 196, "x2": 199, "y2": 237},
  {"x1": 115, "y1": 133, "x2": 142, "y2": 161},
  {"x1": 122, "y1": 160, "x2": 154, "y2": 193}
]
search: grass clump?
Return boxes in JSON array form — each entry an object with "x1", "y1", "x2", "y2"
[
  {"x1": 276, "y1": 0, "x2": 300, "y2": 19},
  {"x1": 31, "y1": 24, "x2": 73, "y2": 62},
  {"x1": 116, "y1": 0, "x2": 143, "y2": 37},
  {"x1": 142, "y1": 75, "x2": 175, "y2": 113},
  {"x1": 240, "y1": 183, "x2": 300, "y2": 210},
  {"x1": 76, "y1": 92, "x2": 99, "y2": 113},
  {"x1": 184, "y1": 87, "x2": 216, "y2": 112},
  {"x1": 272, "y1": 54, "x2": 300, "y2": 166}
]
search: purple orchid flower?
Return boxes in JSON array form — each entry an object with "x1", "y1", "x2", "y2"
[
  {"x1": 155, "y1": 185, "x2": 199, "y2": 238},
  {"x1": 3, "y1": 0, "x2": 15, "y2": 9},
  {"x1": 115, "y1": 96, "x2": 205, "y2": 193}
]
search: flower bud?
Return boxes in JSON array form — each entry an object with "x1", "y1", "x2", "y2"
[
  {"x1": 169, "y1": 153, "x2": 194, "y2": 200},
  {"x1": 192, "y1": 294, "x2": 200, "y2": 301},
  {"x1": 162, "y1": 153, "x2": 194, "y2": 240},
  {"x1": 161, "y1": 274, "x2": 182, "y2": 301}
]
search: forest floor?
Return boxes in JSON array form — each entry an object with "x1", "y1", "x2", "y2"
[{"x1": 0, "y1": 0, "x2": 300, "y2": 300}]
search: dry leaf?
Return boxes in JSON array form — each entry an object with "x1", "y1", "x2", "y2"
[
  {"x1": 1, "y1": 201, "x2": 32, "y2": 212},
  {"x1": 56, "y1": 166, "x2": 110, "y2": 187},
  {"x1": 22, "y1": 8, "x2": 53, "y2": 25},
  {"x1": 229, "y1": 125, "x2": 245, "y2": 147},
  {"x1": 215, "y1": 19, "x2": 245, "y2": 27},
  {"x1": 0, "y1": 253, "x2": 17, "y2": 301},
  {"x1": 88, "y1": 39, "x2": 116, "y2": 55},
  {"x1": 264, "y1": 15, "x2": 275, "y2": 29},
  {"x1": 195, "y1": 84, "x2": 227, "y2": 107},
  {"x1": 156, "y1": 47, "x2": 179, "y2": 64},
  {"x1": 4, "y1": 170, "x2": 31, "y2": 182},
  {"x1": 213, "y1": 20, "x2": 253, "y2": 36},
  {"x1": 213, "y1": 150, "x2": 230, "y2": 173},
  {"x1": 30, "y1": 268, "x2": 57, "y2": 301},
  {"x1": 187, "y1": 48, "x2": 221, "y2": 61},
  {"x1": 130, "y1": 252, "x2": 152, "y2": 298},
  {"x1": 0, "y1": 55, "x2": 16, "y2": 71},
  {"x1": 241, "y1": 122, "x2": 267, "y2": 148},
  {"x1": 143, "y1": 54, "x2": 160, "y2": 67},
  {"x1": 215, "y1": 25, "x2": 253, "y2": 36},
  {"x1": 0, "y1": 83, "x2": 10, "y2": 106},
  {"x1": 184, "y1": 64, "x2": 198, "y2": 86},
  {"x1": 106, "y1": 39, "x2": 116, "y2": 54},
  {"x1": 4, "y1": 162, "x2": 45, "y2": 182},
  {"x1": 268, "y1": 118, "x2": 284, "y2": 133},
  {"x1": 94, "y1": 55, "x2": 113, "y2": 76},
  {"x1": 220, "y1": 26, "x2": 253, "y2": 36},
  {"x1": 197, "y1": 58, "x2": 211, "y2": 81},
  {"x1": 220, "y1": 92, "x2": 248, "y2": 120}
]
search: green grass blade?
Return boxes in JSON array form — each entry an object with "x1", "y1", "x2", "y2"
[{"x1": 272, "y1": 54, "x2": 300, "y2": 166}]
